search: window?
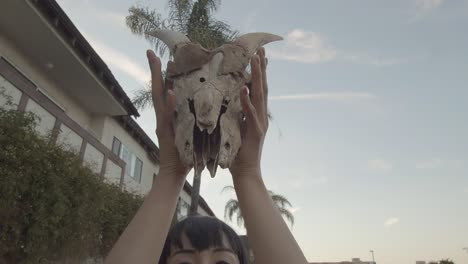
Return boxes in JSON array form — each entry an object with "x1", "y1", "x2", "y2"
[
  {"x1": 134, "y1": 158, "x2": 143, "y2": 183},
  {"x1": 112, "y1": 137, "x2": 121, "y2": 156},
  {"x1": 113, "y1": 136, "x2": 143, "y2": 183},
  {"x1": 177, "y1": 198, "x2": 190, "y2": 220}
]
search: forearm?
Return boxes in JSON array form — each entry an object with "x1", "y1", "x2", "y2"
[
  {"x1": 104, "y1": 171, "x2": 185, "y2": 264},
  {"x1": 233, "y1": 173, "x2": 307, "y2": 264}
]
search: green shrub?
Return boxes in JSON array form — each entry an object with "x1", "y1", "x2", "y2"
[{"x1": 0, "y1": 104, "x2": 143, "y2": 263}]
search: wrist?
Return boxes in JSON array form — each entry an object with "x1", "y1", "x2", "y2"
[
  {"x1": 232, "y1": 171, "x2": 266, "y2": 194},
  {"x1": 231, "y1": 167, "x2": 262, "y2": 183},
  {"x1": 152, "y1": 167, "x2": 187, "y2": 190}
]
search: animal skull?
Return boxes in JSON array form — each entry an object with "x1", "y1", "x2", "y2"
[{"x1": 147, "y1": 30, "x2": 282, "y2": 177}]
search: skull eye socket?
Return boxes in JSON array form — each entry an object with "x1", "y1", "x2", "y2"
[
  {"x1": 199, "y1": 77, "x2": 206, "y2": 83},
  {"x1": 224, "y1": 142, "x2": 231, "y2": 150}
]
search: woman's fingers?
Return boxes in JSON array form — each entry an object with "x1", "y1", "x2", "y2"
[
  {"x1": 250, "y1": 55, "x2": 266, "y2": 124},
  {"x1": 258, "y1": 48, "x2": 268, "y2": 118},
  {"x1": 147, "y1": 50, "x2": 163, "y2": 113}
]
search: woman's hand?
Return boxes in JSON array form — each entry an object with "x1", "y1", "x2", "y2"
[
  {"x1": 230, "y1": 48, "x2": 269, "y2": 178},
  {"x1": 147, "y1": 50, "x2": 190, "y2": 179}
]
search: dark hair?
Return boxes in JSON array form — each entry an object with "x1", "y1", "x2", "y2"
[{"x1": 159, "y1": 215, "x2": 249, "y2": 264}]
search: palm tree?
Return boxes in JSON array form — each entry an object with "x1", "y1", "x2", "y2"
[
  {"x1": 222, "y1": 186, "x2": 295, "y2": 228},
  {"x1": 125, "y1": 0, "x2": 238, "y2": 216},
  {"x1": 439, "y1": 260, "x2": 455, "y2": 264}
]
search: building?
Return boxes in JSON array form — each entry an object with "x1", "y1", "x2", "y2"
[
  {"x1": 0, "y1": 0, "x2": 213, "y2": 216},
  {"x1": 310, "y1": 258, "x2": 376, "y2": 264}
]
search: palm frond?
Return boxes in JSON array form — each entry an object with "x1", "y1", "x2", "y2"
[
  {"x1": 187, "y1": 19, "x2": 237, "y2": 49},
  {"x1": 198, "y1": 0, "x2": 221, "y2": 13},
  {"x1": 236, "y1": 212, "x2": 244, "y2": 228},
  {"x1": 126, "y1": 5, "x2": 169, "y2": 57},
  {"x1": 224, "y1": 198, "x2": 240, "y2": 222},
  {"x1": 167, "y1": 0, "x2": 192, "y2": 33},
  {"x1": 278, "y1": 207, "x2": 295, "y2": 227},
  {"x1": 131, "y1": 87, "x2": 152, "y2": 111},
  {"x1": 271, "y1": 193, "x2": 292, "y2": 209},
  {"x1": 220, "y1": 185, "x2": 235, "y2": 194},
  {"x1": 208, "y1": 19, "x2": 238, "y2": 42}
]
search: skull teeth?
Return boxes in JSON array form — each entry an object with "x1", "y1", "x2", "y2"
[{"x1": 191, "y1": 101, "x2": 224, "y2": 178}]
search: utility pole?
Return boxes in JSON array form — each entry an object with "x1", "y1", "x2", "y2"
[{"x1": 370, "y1": 250, "x2": 376, "y2": 264}]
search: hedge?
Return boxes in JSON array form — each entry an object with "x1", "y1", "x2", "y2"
[{"x1": 0, "y1": 98, "x2": 144, "y2": 263}]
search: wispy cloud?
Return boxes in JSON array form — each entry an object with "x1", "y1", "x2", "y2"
[
  {"x1": 269, "y1": 29, "x2": 337, "y2": 64},
  {"x1": 269, "y1": 92, "x2": 376, "y2": 102},
  {"x1": 269, "y1": 29, "x2": 403, "y2": 66},
  {"x1": 84, "y1": 34, "x2": 150, "y2": 85},
  {"x1": 416, "y1": 0, "x2": 443, "y2": 10},
  {"x1": 384, "y1": 217, "x2": 400, "y2": 228},
  {"x1": 368, "y1": 159, "x2": 393, "y2": 173}
]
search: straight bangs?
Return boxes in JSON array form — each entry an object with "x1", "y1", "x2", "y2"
[{"x1": 159, "y1": 216, "x2": 248, "y2": 264}]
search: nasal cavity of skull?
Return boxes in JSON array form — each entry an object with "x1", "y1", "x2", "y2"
[
  {"x1": 222, "y1": 97, "x2": 230, "y2": 106},
  {"x1": 220, "y1": 97, "x2": 229, "y2": 114},
  {"x1": 188, "y1": 97, "x2": 228, "y2": 126}
]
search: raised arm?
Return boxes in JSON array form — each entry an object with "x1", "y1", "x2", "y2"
[
  {"x1": 230, "y1": 48, "x2": 308, "y2": 264},
  {"x1": 104, "y1": 50, "x2": 190, "y2": 264}
]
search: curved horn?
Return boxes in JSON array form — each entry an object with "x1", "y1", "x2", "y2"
[
  {"x1": 209, "y1": 52, "x2": 224, "y2": 75},
  {"x1": 234, "y1": 32, "x2": 283, "y2": 56},
  {"x1": 145, "y1": 29, "x2": 191, "y2": 54}
]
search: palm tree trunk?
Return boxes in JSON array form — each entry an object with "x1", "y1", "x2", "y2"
[{"x1": 189, "y1": 171, "x2": 201, "y2": 215}]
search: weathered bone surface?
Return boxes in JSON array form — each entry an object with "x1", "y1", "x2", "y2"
[{"x1": 147, "y1": 29, "x2": 282, "y2": 177}]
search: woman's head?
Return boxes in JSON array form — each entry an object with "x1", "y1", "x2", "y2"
[{"x1": 159, "y1": 216, "x2": 248, "y2": 264}]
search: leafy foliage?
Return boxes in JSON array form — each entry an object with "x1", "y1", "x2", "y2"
[
  {"x1": 222, "y1": 186, "x2": 295, "y2": 228},
  {"x1": 439, "y1": 259, "x2": 455, "y2": 264},
  {"x1": 0, "y1": 102, "x2": 143, "y2": 263},
  {"x1": 428, "y1": 259, "x2": 455, "y2": 264}
]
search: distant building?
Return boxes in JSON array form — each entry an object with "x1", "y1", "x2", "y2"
[
  {"x1": 0, "y1": 0, "x2": 213, "y2": 217},
  {"x1": 309, "y1": 258, "x2": 375, "y2": 264},
  {"x1": 239, "y1": 236, "x2": 375, "y2": 264}
]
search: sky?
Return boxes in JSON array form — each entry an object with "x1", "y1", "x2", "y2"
[{"x1": 55, "y1": 0, "x2": 468, "y2": 263}]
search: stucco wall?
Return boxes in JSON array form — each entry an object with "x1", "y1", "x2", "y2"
[{"x1": 101, "y1": 117, "x2": 159, "y2": 195}]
